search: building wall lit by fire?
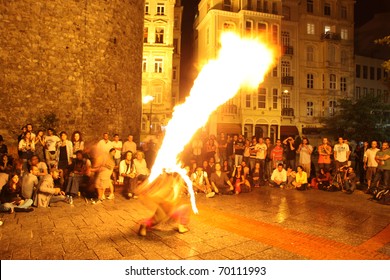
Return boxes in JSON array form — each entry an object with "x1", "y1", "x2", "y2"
[
  {"x1": 195, "y1": 0, "x2": 355, "y2": 142},
  {"x1": 141, "y1": 0, "x2": 183, "y2": 142}
]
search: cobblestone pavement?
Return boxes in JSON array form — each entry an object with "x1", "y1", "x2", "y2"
[{"x1": 0, "y1": 186, "x2": 389, "y2": 260}]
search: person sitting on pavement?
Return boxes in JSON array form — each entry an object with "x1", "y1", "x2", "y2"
[
  {"x1": 292, "y1": 165, "x2": 309, "y2": 190},
  {"x1": 29, "y1": 155, "x2": 48, "y2": 180},
  {"x1": 190, "y1": 166, "x2": 215, "y2": 198},
  {"x1": 209, "y1": 162, "x2": 234, "y2": 195},
  {"x1": 34, "y1": 168, "x2": 66, "y2": 208},
  {"x1": 0, "y1": 173, "x2": 34, "y2": 213},
  {"x1": 343, "y1": 166, "x2": 357, "y2": 194},
  {"x1": 21, "y1": 164, "x2": 39, "y2": 200},
  {"x1": 311, "y1": 168, "x2": 331, "y2": 190},
  {"x1": 270, "y1": 163, "x2": 287, "y2": 188},
  {"x1": 285, "y1": 167, "x2": 296, "y2": 189}
]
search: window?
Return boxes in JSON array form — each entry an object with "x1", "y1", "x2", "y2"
[
  {"x1": 281, "y1": 31, "x2": 290, "y2": 47},
  {"x1": 272, "y1": 2, "x2": 278, "y2": 14},
  {"x1": 246, "y1": 20, "x2": 253, "y2": 36},
  {"x1": 356, "y1": 64, "x2": 361, "y2": 78},
  {"x1": 384, "y1": 90, "x2": 389, "y2": 103},
  {"x1": 341, "y1": 29, "x2": 348, "y2": 40},
  {"x1": 247, "y1": 0, "x2": 253, "y2": 10},
  {"x1": 257, "y1": 87, "x2": 266, "y2": 109},
  {"x1": 329, "y1": 74, "x2": 336, "y2": 89},
  {"x1": 157, "y1": 3, "x2": 165, "y2": 15},
  {"x1": 307, "y1": 73, "x2": 314, "y2": 89},
  {"x1": 272, "y1": 89, "x2": 278, "y2": 109},
  {"x1": 264, "y1": 1, "x2": 269, "y2": 12},
  {"x1": 340, "y1": 77, "x2": 347, "y2": 92},
  {"x1": 173, "y1": 38, "x2": 179, "y2": 54},
  {"x1": 282, "y1": 6, "x2": 291, "y2": 20},
  {"x1": 145, "y1": 2, "x2": 149, "y2": 15},
  {"x1": 307, "y1": 23, "x2": 315, "y2": 34},
  {"x1": 329, "y1": 101, "x2": 336, "y2": 116},
  {"x1": 154, "y1": 58, "x2": 163, "y2": 73},
  {"x1": 324, "y1": 3, "x2": 331, "y2": 16},
  {"x1": 245, "y1": 94, "x2": 251, "y2": 108},
  {"x1": 377, "y1": 68, "x2": 382, "y2": 80},
  {"x1": 363, "y1": 66, "x2": 368, "y2": 79},
  {"x1": 307, "y1": 0, "x2": 313, "y2": 13},
  {"x1": 370, "y1": 67, "x2": 375, "y2": 80},
  {"x1": 363, "y1": 87, "x2": 368, "y2": 97},
  {"x1": 144, "y1": 27, "x2": 148, "y2": 43},
  {"x1": 272, "y1": 66, "x2": 278, "y2": 77},
  {"x1": 172, "y1": 66, "x2": 177, "y2": 80},
  {"x1": 282, "y1": 91, "x2": 290, "y2": 108},
  {"x1": 258, "y1": 22, "x2": 267, "y2": 37},
  {"x1": 377, "y1": 89, "x2": 382, "y2": 99},
  {"x1": 155, "y1": 27, "x2": 164, "y2": 43},
  {"x1": 370, "y1": 88, "x2": 375, "y2": 95},
  {"x1": 223, "y1": 22, "x2": 235, "y2": 31},
  {"x1": 256, "y1": 0, "x2": 262, "y2": 12},
  {"x1": 281, "y1": 61, "x2": 290, "y2": 77},
  {"x1": 142, "y1": 58, "x2": 147, "y2": 72},
  {"x1": 223, "y1": 0, "x2": 232, "y2": 11},
  {"x1": 153, "y1": 85, "x2": 163, "y2": 104},
  {"x1": 341, "y1": 6, "x2": 347, "y2": 19},
  {"x1": 355, "y1": 86, "x2": 361, "y2": 99},
  {"x1": 272, "y1": 24, "x2": 278, "y2": 44},
  {"x1": 307, "y1": 46, "x2": 314, "y2": 62},
  {"x1": 307, "y1": 101, "x2": 314, "y2": 116}
]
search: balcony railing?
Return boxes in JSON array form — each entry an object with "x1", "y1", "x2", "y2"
[
  {"x1": 282, "y1": 108, "x2": 294, "y2": 117},
  {"x1": 283, "y1": 46, "x2": 294, "y2": 55},
  {"x1": 321, "y1": 32, "x2": 341, "y2": 41},
  {"x1": 281, "y1": 76, "x2": 294, "y2": 85}
]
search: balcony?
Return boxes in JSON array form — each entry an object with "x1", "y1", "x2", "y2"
[
  {"x1": 282, "y1": 108, "x2": 294, "y2": 117},
  {"x1": 281, "y1": 76, "x2": 294, "y2": 85},
  {"x1": 283, "y1": 46, "x2": 294, "y2": 55},
  {"x1": 321, "y1": 32, "x2": 341, "y2": 41}
]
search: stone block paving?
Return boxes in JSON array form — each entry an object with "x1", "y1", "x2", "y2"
[{"x1": 0, "y1": 186, "x2": 389, "y2": 260}]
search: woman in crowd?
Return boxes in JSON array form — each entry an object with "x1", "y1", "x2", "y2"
[
  {"x1": 18, "y1": 131, "x2": 35, "y2": 171},
  {"x1": 71, "y1": 131, "x2": 85, "y2": 158},
  {"x1": 0, "y1": 154, "x2": 13, "y2": 174},
  {"x1": 251, "y1": 161, "x2": 262, "y2": 187},
  {"x1": 205, "y1": 138, "x2": 217, "y2": 162},
  {"x1": 56, "y1": 131, "x2": 73, "y2": 182},
  {"x1": 133, "y1": 151, "x2": 150, "y2": 183},
  {"x1": 221, "y1": 159, "x2": 232, "y2": 177},
  {"x1": 293, "y1": 165, "x2": 308, "y2": 190},
  {"x1": 0, "y1": 173, "x2": 34, "y2": 213},
  {"x1": 34, "y1": 130, "x2": 46, "y2": 162}
]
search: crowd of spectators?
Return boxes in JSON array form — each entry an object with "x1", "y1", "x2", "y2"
[{"x1": 0, "y1": 125, "x2": 389, "y2": 217}]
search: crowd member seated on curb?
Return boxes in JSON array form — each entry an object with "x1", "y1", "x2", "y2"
[
  {"x1": 270, "y1": 163, "x2": 287, "y2": 188},
  {"x1": 285, "y1": 167, "x2": 296, "y2": 189},
  {"x1": 210, "y1": 163, "x2": 234, "y2": 195},
  {"x1": 292, "y1": 166, "x2": 308, "y2": 191},
  {"x1": 231, "y1": 165, "x2": 252, "y2": 194},
  {"x1": 343, "y1": 166, "x2": 358, "y2": 194},
  {"x1": 21, "y1": 165, "x2": 39, "y2": 200},
  {"x1": 65, "y1": 150, "x2": 91, "y2": 204},
  {"x1": 0, "y1": 154, "x2": 13, "y2": 174},
  {"x1": 251, "y1": 162, "x2": 262, "y2": 187},
  {"x1": 133, "y1": 151, "x2": 150, "y2": 184},
  {"x1": 0, "y1": 173, "x2": 9, "y2": 191},
  {"x1": 0, "y1": 173, "x2": 34, "y2": 213},
  {"x1": 221, "y1": 160, "x2": 232, "y2": 177},
  {"x1": 311, "y1": 168, "x2": 332, "y2": 190},
  {"x1": 119, "y1": 151, "x2": 137, "y2": 199},
  {"x1": 190, "y1": 166, "x2": 215, "y2": 198},
  {"x1": 34, "y1": 169, "x2": 66, "y2": 208},
  {"x1": 0, "y1": 135, "x2": 8, "y2": 157}
]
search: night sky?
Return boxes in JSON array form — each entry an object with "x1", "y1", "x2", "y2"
[{"x1": 179, "y1": 0, "x2": 390, "y2": 97}]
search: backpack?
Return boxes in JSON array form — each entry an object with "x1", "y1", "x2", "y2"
[
  {"x1": 378, "y1": 191, "x2": 390, "y2": 205},
  {"x1": 374, "y1": 189, "x2": 390, "y2": 202}
]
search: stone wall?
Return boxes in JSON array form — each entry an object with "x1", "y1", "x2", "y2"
[{"x1": 0, "y1": 0, "x2": 144, "y2": 153}]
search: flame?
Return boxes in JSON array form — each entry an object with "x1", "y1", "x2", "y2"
[{"x1": 144, "y1": 32, "x2": 276, "y2": 214}]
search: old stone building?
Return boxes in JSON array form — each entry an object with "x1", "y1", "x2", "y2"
[{"x1": 0, "y1": 0, "x2": 144, "y2": 151}]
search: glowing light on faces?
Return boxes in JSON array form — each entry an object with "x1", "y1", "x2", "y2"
[{"x1": 147, "y1": 32, "x2": 276, "y2": 214}]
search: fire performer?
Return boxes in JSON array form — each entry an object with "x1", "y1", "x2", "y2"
[{"x1": 137, "y1": 171, "x2": 191, "y2": 236}]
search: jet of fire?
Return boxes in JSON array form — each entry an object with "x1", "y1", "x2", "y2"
[{"x1": 147, "y1": 32, "x2": 276, "y2": 213}]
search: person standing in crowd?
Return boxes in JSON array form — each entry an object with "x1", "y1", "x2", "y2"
[
  {"x1": 248, "y1": 137, "x2": 258, "y2": 171},
  {"x1": 283, "y1": 136, "x2": 296, "y2": 170},
  {"x1": 93, "y1": 148, "x2": 116, "y2": 203},
  {"x1": 18, "y1": 131, "x2": 35, "y2": 172},
  {"x1": 44, "y1": 128, "x2": 60, "y2": 170},
  {"x1": 217, "y1": 133, "x2": 228, "y2": 164},
  {"x1": 34, "y1": 130, "x2": 46, "y2": 162},
  {"x1": 297, "y1": 137, "x2": 313, "y2": 178},
  {"x1": 191, "y1": 135, "x2": 203, "y2": 166},
  {"x1": 333, "y1": 137, "x2": 350, "y2": 171},
  {"x1": 26, "y1": 124, "x2": 36, "y2": 142},
  {"x1": 363, "y1": 140, "x2": 380, "y2": 191},
  {"x1": 0, "y1": 135, "x2": 8, "y2": 157},
  {"x1": 205, "y1": 138, "x2": 217, "y2": 162},
  {"x1": 97, "y1": 133, "x2": 113, "y2": 155},
  {"x1": 255, "y1": 137, "x2": 267, "y2": 183},
  {"x1": 226, "y1": 134, "x2": 234, "y2": 169},
  {"x1": 318, "y1": 137, "x2": 332, "y2": 172},
  {"x1": 71, "y1": 131, "x2": 85, "y2": 158},
  {"x1": 271, "y1": 139, "x2": 284, "y2": 170},
  {"x1": 371, "y1": 141, "x2": 390, "y2": 188},
  {"x1": 264, "y1": 137, "x2": 273, "y2": 181},
  {"x1": 234, "y1": 134, "x2": 245, "y2": 166},
  {"x1": 122, "y1": 134, "x2": 137, "y2": 157},
  {"x1": 56, "y1": 131, "x2": 73, "y2": 181}
]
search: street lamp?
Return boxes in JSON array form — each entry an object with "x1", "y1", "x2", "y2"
[{"x1": 142, "y1": 95, "x2": 154, "y2": 134}]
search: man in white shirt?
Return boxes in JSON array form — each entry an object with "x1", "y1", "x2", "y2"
[
  {"x1": 364, "y1": 140, "x2": 380, "y2": 189},
  {"x1": 44, "y1": 128, "x2": 60, "y2": 169},
  {"x1": 333, "y1": 137, "x2": 351, "y2": 171},
  {"x1": 97, "y1": 133, "x2": 114, "y2": 156},
  {"x1": 122, "y1": 134, "x2": 137, "y2": 156},
  {"x1": 270, "y1": 163, "x2": 287, "y2": 188}
]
